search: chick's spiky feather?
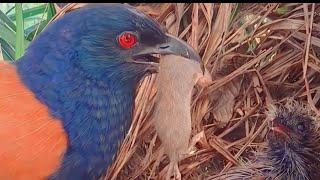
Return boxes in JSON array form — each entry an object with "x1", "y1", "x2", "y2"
[
  {"x1": 264, "y1": 101, "x2": 320, "y2": 180},
  {"x1": 209, "y1": 100, "x2": 320, "y2": 180}
]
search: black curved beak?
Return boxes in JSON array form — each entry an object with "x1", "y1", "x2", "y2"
[
  {"x1": 157, "y1": 34, "x2": 201, "y2": 62},
  {"x1": 131, "y1": 33, "x2": 201, "y2": 74},
  {"x1": 134, "y1": 33, "x2": 201, "y2": 62}
]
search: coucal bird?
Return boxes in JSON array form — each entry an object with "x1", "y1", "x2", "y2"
[
  {"x1": 0, "y1": 4, "x2": 200, "y2": 180},
  {"x1": 209, "y1": 101, "x2": 320, "y2": 180}
]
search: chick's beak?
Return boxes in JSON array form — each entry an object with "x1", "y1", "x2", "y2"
[{"x1": 270, "y1": 125, "x2": 290, "y2": 139}]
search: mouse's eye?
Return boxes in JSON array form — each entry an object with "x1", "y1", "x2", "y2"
[{"x1": 118, "y1": 32, "x2": 137, "y2": 49}]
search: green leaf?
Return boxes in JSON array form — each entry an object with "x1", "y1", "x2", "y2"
[
  {"x1": 30, "y1": 3, "x2": 50, "y2": 41},
  {"x1": 0, "y1": 10, "x2": 16, "y2": 31},
  {"x1": 47, "y1": 3, "x2": 56, "y2": 21},
  {"x1": 0, "y1": 21, "x2": 30, "y2": 47},
  {"x1": 0, "y1": 21, "x2": 17, "y2": 47},
  {"x1": 275, "y1": 7, "x2": 290, "y2": 15},
  {"x1": 15, "y1": 3, "x2": 25, "y2": 59},
  {"x1": 8, "y1": 4, "x2": 47, "y2": 21},
  {"x1": 0, "y1": 44, "x2": 3, "y2": 60},
  {"x1": 5, "y1": 6, "x2": 15, "y2": 15},
  {"x1": 0, "y1": 38, "x2": 15, "y2": 61},
  {"x1": 229, "y1": 4, "x2": 239, "y2": 27},
  {"x1": 25, "y1": 20, "x2": 47, "y2": 41}
]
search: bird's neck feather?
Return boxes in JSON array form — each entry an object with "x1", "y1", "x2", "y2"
[{"x1": 15, "y1": 51, "x2": 141, "y2": 178}]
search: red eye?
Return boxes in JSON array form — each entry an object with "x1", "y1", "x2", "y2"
[{"x1": 118, "y1": 32, "x2": 137, "y2": 49}]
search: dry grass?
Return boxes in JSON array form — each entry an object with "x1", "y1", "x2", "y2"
[{"x1": 52, "y1": 3, "x2": 320, "y2": 180}]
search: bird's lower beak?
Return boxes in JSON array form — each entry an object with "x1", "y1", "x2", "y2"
[{"x1": 133, "y1": 33, "x2": 201, "y2": 63}]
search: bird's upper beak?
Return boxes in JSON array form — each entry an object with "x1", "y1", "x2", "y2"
[
  {"x1": 133, "y1": 33, "x2": 201, "y2": 63},
  {"x1": 156, "y1": 34, "x2": 201, "y2": 62}
]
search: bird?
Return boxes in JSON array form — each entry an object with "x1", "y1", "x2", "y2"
[
  {"x1": 209, "y1": 100, "x2": 320, "y2": 180},
  {"x1": 153, "y1": 54, "x2": 211, "y2": 180},
  {"x1": 0, "y1": 4, "x2": 200, "y2": 180}
]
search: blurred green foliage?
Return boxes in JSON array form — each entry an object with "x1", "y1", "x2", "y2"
[{"x1": 0, "y1": 3, "x2": 57, "y2": 61}]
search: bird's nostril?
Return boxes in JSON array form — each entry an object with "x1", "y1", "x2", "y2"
[
  {"x1": 160, "y1": 45, "x2": 170, "y2": 49},
  {"x1": 186, "y1": 50, "x2": 190, "y2": 58}
]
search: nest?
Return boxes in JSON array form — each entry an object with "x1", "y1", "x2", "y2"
[{"x1": 52, "y1": 3, "x2": 320, "y2": 180}]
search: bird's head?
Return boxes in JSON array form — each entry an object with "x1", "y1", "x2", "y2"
[
  {"x1": 25, "y1": 4, "x2": 200, "y2": 84},
  {"x1": 265, "y1": 102, "x2": 320, "y2": 179},
  {"x1": 268, "y1": 103, "x2": 314, "y2": 145}
]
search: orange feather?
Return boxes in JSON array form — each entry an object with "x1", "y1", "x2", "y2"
[{"x1": 0, "y1": 62, "x2": 67, "y2": 179}]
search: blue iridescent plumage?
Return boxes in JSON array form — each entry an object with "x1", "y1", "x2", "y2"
[{"x1": 16, "y1": 4, "x2": 164, "y2": 179}]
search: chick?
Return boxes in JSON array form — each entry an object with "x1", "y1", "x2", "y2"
[
  {"x1": 152, "y1": 54, "x2": 211, "y2": 180},
  {"x1": 209, "y1": 100, "x2": 320, "y2": 180}
]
